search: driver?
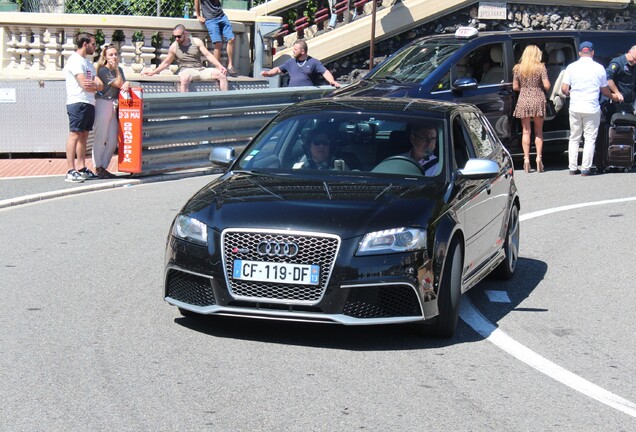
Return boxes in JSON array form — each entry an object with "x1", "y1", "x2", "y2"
[
  {"x1": 293, "y1": 131, "x2": 348, "y2": 170},
  {"x1": 402, "y1": 122, "x2": 439, "y2": 176}
]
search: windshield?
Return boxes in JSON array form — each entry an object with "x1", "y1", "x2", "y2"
[
  {"x1": 235, "y1": 111, "x2": 445, "y2": 178},
  {"x1": 368, "y1": 40, "x2": 463, "y2": 83}
]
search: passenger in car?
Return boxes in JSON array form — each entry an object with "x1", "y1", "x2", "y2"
[
  {"x1": 401, "y1": 123, "x2": 440, "y2": 176},
  {"x1": 293, "y1": 131, "x2": 349, "y2": 170}
]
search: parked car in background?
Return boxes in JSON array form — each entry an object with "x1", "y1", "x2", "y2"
[
  {"x1": 332, "y1": 27, "x2": 636, "y2": 157},
  {"x1": 164, "y1": 97, "x2": 520, "y2": 338}
]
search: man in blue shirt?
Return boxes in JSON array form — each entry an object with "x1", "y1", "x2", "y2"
[{"x1": 261, "y1": 40, "x2": 341, "y2": 88}]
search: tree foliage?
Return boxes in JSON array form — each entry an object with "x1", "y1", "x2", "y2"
[{"x1": 64, "y1": 0, "x2": 193, "y2": 18}]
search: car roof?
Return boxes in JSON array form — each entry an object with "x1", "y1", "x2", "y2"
[
  {"x1": 286, "y1": 97, "x2": 473, "y2": 117},
  {"x1": 416, "y1": 28, "x2": 635, "y2": 43}
]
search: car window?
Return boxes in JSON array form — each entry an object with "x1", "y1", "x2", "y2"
[
  {"x1": 451, "y1": 115, "x2": 472, "y2": 170},
  {"x1": 236, "y1": 112, "x2": 446, "y2": 178},
  {"x1": 433, "y1": 42, "x2": 507, "y2": 92},
  {"x1": 433, "y1": 69, "x2": 451, "y2": 92},
  {"x1": 512, "y1": 38, "x2": 577, "y2": 93},
  {"x1": 459, "y1": 111, "x2": 495, "y2": 158},
  {"x1": 477, "y1": 43, "x2": 507, "y2": 86}
]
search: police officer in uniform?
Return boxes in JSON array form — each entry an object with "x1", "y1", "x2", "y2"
[{"x1": 606, "y1": 46, "x2": 636, "y2": 108}]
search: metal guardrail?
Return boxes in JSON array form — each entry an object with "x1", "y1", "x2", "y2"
[{"x1": 139, "y1": 86, "x2": 333, "y2": 174}]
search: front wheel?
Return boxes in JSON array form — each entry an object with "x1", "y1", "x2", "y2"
[
  {"x1": 495, "y1": 204, "x2": 520, "y2": 280},
  {"x1": 421, "y1": 239, "x2": 462, "y2": 338}
]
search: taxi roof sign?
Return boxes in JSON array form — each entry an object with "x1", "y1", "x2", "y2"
[{"x1": 455, "y1": 27, "x2": 479, "y2": 40}]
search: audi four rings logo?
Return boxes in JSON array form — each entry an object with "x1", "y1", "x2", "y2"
[{"x1": 257, "y1": 240, "x2": 299, "y2": 257}]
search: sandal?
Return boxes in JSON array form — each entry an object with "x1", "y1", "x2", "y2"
[
  {"x1": 523, "y1": 158, "x2": 531, "y2": 173},
  {"x1": 227, "y1": 67, "x2": 237, "y2": 77},
  {"x1": 102, "y1": 169, "x2": 117, "y2": 179}
]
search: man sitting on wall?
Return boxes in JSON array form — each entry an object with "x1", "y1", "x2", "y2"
[{"x1": 142, "y1": 24, "x2": 228, "y2": 92}]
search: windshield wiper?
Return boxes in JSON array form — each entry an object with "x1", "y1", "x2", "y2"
[
  {"x1": 233, "y1": 169, "x2": 275, "y2": 176},
  {"x1": 375, "y1": 76, "x2": 402, "y2": 84}
]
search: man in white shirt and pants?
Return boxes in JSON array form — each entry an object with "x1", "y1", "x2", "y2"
[{"x1": 561, "y1": 41, "x2": 614, "y2": 176}]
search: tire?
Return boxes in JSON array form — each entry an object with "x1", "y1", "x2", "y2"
[
  {"x1": 495, "y1": 204, "x2": 520, "y2": 280},
  {"x1": 423, "y1": 239, "x2": 462, "y2": 338}
]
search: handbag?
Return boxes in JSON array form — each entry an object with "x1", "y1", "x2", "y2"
[{"x1": 545, "y1": 98, "x2": 556, "y2": 119}]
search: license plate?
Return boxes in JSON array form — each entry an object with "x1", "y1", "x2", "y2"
[{"x1": 232, "y1": 260, "x2": 320, "y2": 285}]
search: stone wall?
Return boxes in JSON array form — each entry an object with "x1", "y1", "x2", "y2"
[{"x1": 327, "y1": 2, "x2": 636, "y2": 83}]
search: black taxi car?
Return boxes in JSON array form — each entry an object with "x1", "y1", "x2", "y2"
[
  {"x1": 332, "y1": 27, "x2": 636, "y2": 156},
  {"x1": 164, "y1": 97, "x2": 520, "y2": 338}
]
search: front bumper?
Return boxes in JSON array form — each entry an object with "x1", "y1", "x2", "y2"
[{"x1": 164, "y1": 231, "x2": 439, "y2": 325}]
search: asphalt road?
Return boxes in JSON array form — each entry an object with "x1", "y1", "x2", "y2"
[{"x1": 0, "y1": 164, "x2": 634, "y2": 431}]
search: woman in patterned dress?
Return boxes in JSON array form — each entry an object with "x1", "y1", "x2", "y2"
[{"x1": 513, "y1": 45, "x2": 551, "y2": 172}]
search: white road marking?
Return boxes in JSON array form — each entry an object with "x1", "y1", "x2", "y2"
[
  {"x1": 485, "y1": 290, "x2": 511, "y2": 303},
  {"x1": 463, "y1": 195, "x2": 636, "y2": 418},
  {"x1": 460, "y1": 299, "x2": 636, "y2": 418},
  {"x1": 519, "y1": 196, "x2": 636, "y2": 222}
]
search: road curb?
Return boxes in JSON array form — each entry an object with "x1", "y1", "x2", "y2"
[{"x1": 0, "y1": 168, "x2": 217, "y2": 210}]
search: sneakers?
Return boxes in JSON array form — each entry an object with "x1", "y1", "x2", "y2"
[
  {"x1": 227, "y1": 67, "x2": 238, "y2": 77},
  {"x1": 65, "y1": 169, "x2": 85, "y2": 183},
  {"x1": 78, "y1": 167, "x2": 98, "y2": 180},
  {"x1": 580, "y1": 170, "x2": 592, "y2": 177},
  {"x1": 569, "y1": 169, "x2": 581, "y2": 175}
]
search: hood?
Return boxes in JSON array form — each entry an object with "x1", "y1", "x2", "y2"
[
  {"x1": 332, "y1": 79, "x2": 419, "y2": 98},
  {"x1": 183, "y1": 172, "x2": 445, "y2": 239}
]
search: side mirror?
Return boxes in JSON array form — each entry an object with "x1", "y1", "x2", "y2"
[
  {"x1": 457, "y1": 158, "x2": 500, "y2": 179},
  {"x1": 452, "y1": 77, "x2": 478, "y2": 92},
  {"x1": 210, "y1": 146, "x2": 236, "y2": 167}
]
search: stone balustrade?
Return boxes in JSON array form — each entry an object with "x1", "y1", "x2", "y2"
[{"x1": 0, "y1": 11, "x2": 256, "y2": 80}]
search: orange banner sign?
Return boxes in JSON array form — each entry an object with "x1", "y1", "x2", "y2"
[{"x1": 118, "y1": 87, "x2": 143, "y2": 173}]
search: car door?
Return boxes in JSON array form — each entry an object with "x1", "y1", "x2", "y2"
[
  {"x1": 510, "y1": 36, "x2": 578, "y2": 151},
  {"x1": 447, "y1": 41, "x2": 516, "y2": 149},
  {"x1": 453, "y1": 109, "x2": 509, "y2": 277}
]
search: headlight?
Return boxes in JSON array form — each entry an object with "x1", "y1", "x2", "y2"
[
  {"x1": 172, "y1": 215, "x2": 208, "y2": 245},
  {"x1": 356, "y1": 228, "x2": 426, "y2": 256}
]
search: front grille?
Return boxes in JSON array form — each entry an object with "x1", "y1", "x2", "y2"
[
  {"x1": 343, "y1": 285, "x2": 421, "y2": 318},
  {"x1": 222, "y1": 229, "x2": 339, "y2": 304},
  {"x1": 165, "y1": 269, "x2": 216, "y2": 306}
]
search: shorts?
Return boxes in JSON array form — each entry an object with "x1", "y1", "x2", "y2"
[
  {"x1": 179, "y1": 67, "x2": 218, "y2": 80},
  {"x1": 205, "y1": 15, "x2": 235, "y2": 44},
  {"x1": 67, "y1": 102, "x2": 95, "y2": 132}
]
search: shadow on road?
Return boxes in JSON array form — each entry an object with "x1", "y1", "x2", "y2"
[
  {"x1": 173, "y1": 257, "x2": 547, "y2": 350},
  {"x1": 174, "y1": 312, "x2": 485, "y2": 351},
  {"x1": 171, "y1": 261, "x2": 545, "y2": 350},
  {"x1": 468, "y1": 257, "x2": 549, "y2": 326}
]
